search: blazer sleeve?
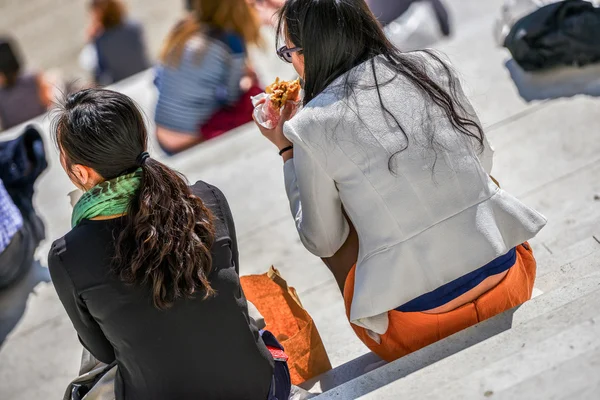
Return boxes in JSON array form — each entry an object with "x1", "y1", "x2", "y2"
[
  {"x1": 283, "y1": 124, "x2": 350, "y2": 258},
  {"x1": 48, "y1": 242, "x2": 116, "y2": 364}
]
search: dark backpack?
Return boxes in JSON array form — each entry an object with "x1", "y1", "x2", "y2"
[
  {"x1": 0, "y1": 125, "x2": 47, "y2": 216},
  {"x1": 504, "y1": 0, "x2": 600, "y2": 71}
]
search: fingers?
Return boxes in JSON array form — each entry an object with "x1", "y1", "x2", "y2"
[{"x1": 278, "y1": 101, "x2": 296, "y2": 127}]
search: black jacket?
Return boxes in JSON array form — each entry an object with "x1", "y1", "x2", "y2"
[{"x1": 505, "y1": 0, "x2": 600, "y2": 71}]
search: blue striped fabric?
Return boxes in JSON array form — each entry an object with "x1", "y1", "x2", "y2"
[
  {"x1": 154, "y1": 31, "x2": 247, "y2": 134},
  {"x1": 0, "y1": 179, "x2": 22, "y2": 253}
]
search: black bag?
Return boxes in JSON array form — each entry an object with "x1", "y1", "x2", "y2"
[{"x1": 504, "y1": 0, "x2": 600, "y2": 71}]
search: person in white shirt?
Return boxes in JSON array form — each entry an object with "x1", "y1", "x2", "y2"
[{"x1": 254, "y1": 0, "x2": 547, "y2": 362}]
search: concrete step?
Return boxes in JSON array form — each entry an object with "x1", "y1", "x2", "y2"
[
  {"x1": 313, "y1": 255, "x2": 600, "y2": 398},
  {"x1": 534, "y1": 234, "x2": 600, "y2": 277},
  {"x1": 360, "y1": 297, "x2": 600, "y2": 400},
  {"x1": 535, "y1": 239, "x2": 600, "y2": 293},
  {"x1": 485, "y1": 341, "x2": 600, "y2": 400}
]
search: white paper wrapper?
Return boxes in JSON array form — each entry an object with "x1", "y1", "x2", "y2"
[
  {"x1": 251, "y1": 92, "x2": 301, "y2": 130},
  {"x1": 251, "y1": 93, "x2": 275, "y2": 129}
]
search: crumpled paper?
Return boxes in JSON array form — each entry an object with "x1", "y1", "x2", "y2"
[{"x1": 251, "y1": 92, "x2": 301, "y2": 130}]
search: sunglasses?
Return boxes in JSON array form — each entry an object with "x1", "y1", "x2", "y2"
[{"x1": 277, "y1": 46, "x2": 303, "y2": 63}]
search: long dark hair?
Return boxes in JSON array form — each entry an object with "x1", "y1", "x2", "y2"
[
  {"x1": 52, "y1": 89, "x2": 215, "y2": 309},
  {"x1": 277, "y1": 0, "x2": 484, "y2": 167},
  {"x1": 0, "y1": 37, "x2": 22, "y2": 87}
]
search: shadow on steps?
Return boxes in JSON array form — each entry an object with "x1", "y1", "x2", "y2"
[
  {"x1": 304, "y1": 307, "x2": 520, "y2": 397},
  {"x1": 0, "y1": 260, "x2": 51, "y2": 347}
]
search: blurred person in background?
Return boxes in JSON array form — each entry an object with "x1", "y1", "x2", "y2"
[
  {"x1": 155, "y1": 0, "x2": 263, "y2": 155},
  {"x1": 0, "y1": 38, "x2": 52, "y2": 132},
  {"x1": 256, "y1": 0, "x2": 546, "y2": 363},
  {"x1": 0, "y1": 179, "x2": 32, "y2": 289},
  {"x1": 81, "y1": 0, "x2": 149, "y2": 86},
  {"x1": 366, "y1": 0, "x2": 451, "y2": 35},
  {"x1": 49, "y1": 89, "x2": 291, "y2": 400},
  {"x1": 0, "y1": 125, "x2": 47, "y2": 289},
  {"x1": 247, "y1": 0, "x2": 286, "y2": 25}
]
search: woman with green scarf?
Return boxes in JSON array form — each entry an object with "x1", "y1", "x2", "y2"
[{"x1": 48, "y1": 89, "x2": 291, "y2": 400}]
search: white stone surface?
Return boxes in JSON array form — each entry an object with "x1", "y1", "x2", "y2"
[
  {"x1": 536, "y1": 246, "x2": 600, "y2": 292},
  {"x1": 534, "y1": 235, "x2": 600, "y2": 277},
  {"x1": 2, "y1": 0, "x2": 600, "y2": 398}
]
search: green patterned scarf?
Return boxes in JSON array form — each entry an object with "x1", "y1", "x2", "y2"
[{"x1": 71, "y1": 170, "x2": 142, "y2": 228}]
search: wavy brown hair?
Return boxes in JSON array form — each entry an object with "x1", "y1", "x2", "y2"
[
  {"x1": 160, "y1": 0, "x2": 262, "y2": 66},
  {"x1": 52, "y1": 88, "x2": 215, "y2": 309}
]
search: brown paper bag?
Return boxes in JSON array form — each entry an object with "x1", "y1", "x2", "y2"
[{"x1": 240, "y1": 267, "x2": 332, "y2": 385}]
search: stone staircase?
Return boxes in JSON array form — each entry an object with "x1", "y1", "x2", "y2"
[
  {"x1": 307, "y1": 236, "x2": 600, "y2": 399},
  {"x1": 2, "y1": 0, "x2": 600, "y2": 399}
]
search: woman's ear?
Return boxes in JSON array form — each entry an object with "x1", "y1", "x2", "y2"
[{"x1": 71, "y1": 164, "x2": 103, "y2": 191}]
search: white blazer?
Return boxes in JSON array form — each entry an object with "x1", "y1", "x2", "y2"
[{"x1": 283, "y1": 52, "x2": 547, "y2": 334}]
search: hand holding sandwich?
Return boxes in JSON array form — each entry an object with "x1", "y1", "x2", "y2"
[
  {"x1": 253, "y1": 78, "x2": 301, "y2": 161},
  {"x1": 254, "y1": 99, "x2": 295, "y2": 161}
]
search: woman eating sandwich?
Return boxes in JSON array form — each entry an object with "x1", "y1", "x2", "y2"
[{"x1": 254, "y1": 0, "x2": 546, "y2": 362}]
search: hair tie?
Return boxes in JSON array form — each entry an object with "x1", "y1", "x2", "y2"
[{"x1": 136, "y1": 151, "x2": 150, "y2": 166}]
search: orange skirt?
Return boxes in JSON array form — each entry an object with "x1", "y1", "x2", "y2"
[{"x1": 344, "y1": 243, "x2": 537, "y2": 362}]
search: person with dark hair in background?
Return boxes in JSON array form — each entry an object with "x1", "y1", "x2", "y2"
[
  {"x1": 255, "y1": 0, "x2": 546, "y2": 362},
  {"x1": 155, "y1": 0, "x2": 263, "y2": 154},
  {"x1": 83, "y1": 0, "x2": 149, "y2": 86},
  {"x1": 48, "y1": 88, "x2": 290, "y2": 400},
  {"x1": 0, "y1": 38, "x2": 52, "y2": 131}
]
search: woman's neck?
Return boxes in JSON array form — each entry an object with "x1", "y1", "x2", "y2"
[{"x1": 90, "y1": 214, "x2": 125, "y2": 221}]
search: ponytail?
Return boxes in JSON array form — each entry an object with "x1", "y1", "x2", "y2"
[{"x1": 114, "y1": 158, "x2": 216, "y2": 309}]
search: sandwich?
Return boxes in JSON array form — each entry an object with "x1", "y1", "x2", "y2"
[{"x1": 265, "y1": 77, "x2": 301, "y2": 110}]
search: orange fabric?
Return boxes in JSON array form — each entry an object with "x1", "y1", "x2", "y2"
[
  {"x1": 241, "y1": 267, "x2": 332, "y2": 385},
  {"x1": 343, "y1": 243, "x2": 537, "y2": 362}
]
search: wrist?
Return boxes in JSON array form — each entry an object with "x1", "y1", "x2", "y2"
[
  {"x1": 278, "y1": 145, "x2": 293, "y2": 156},
  {"x1": 276, "y1": 140, "x2": 293, "y2": 152}
]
